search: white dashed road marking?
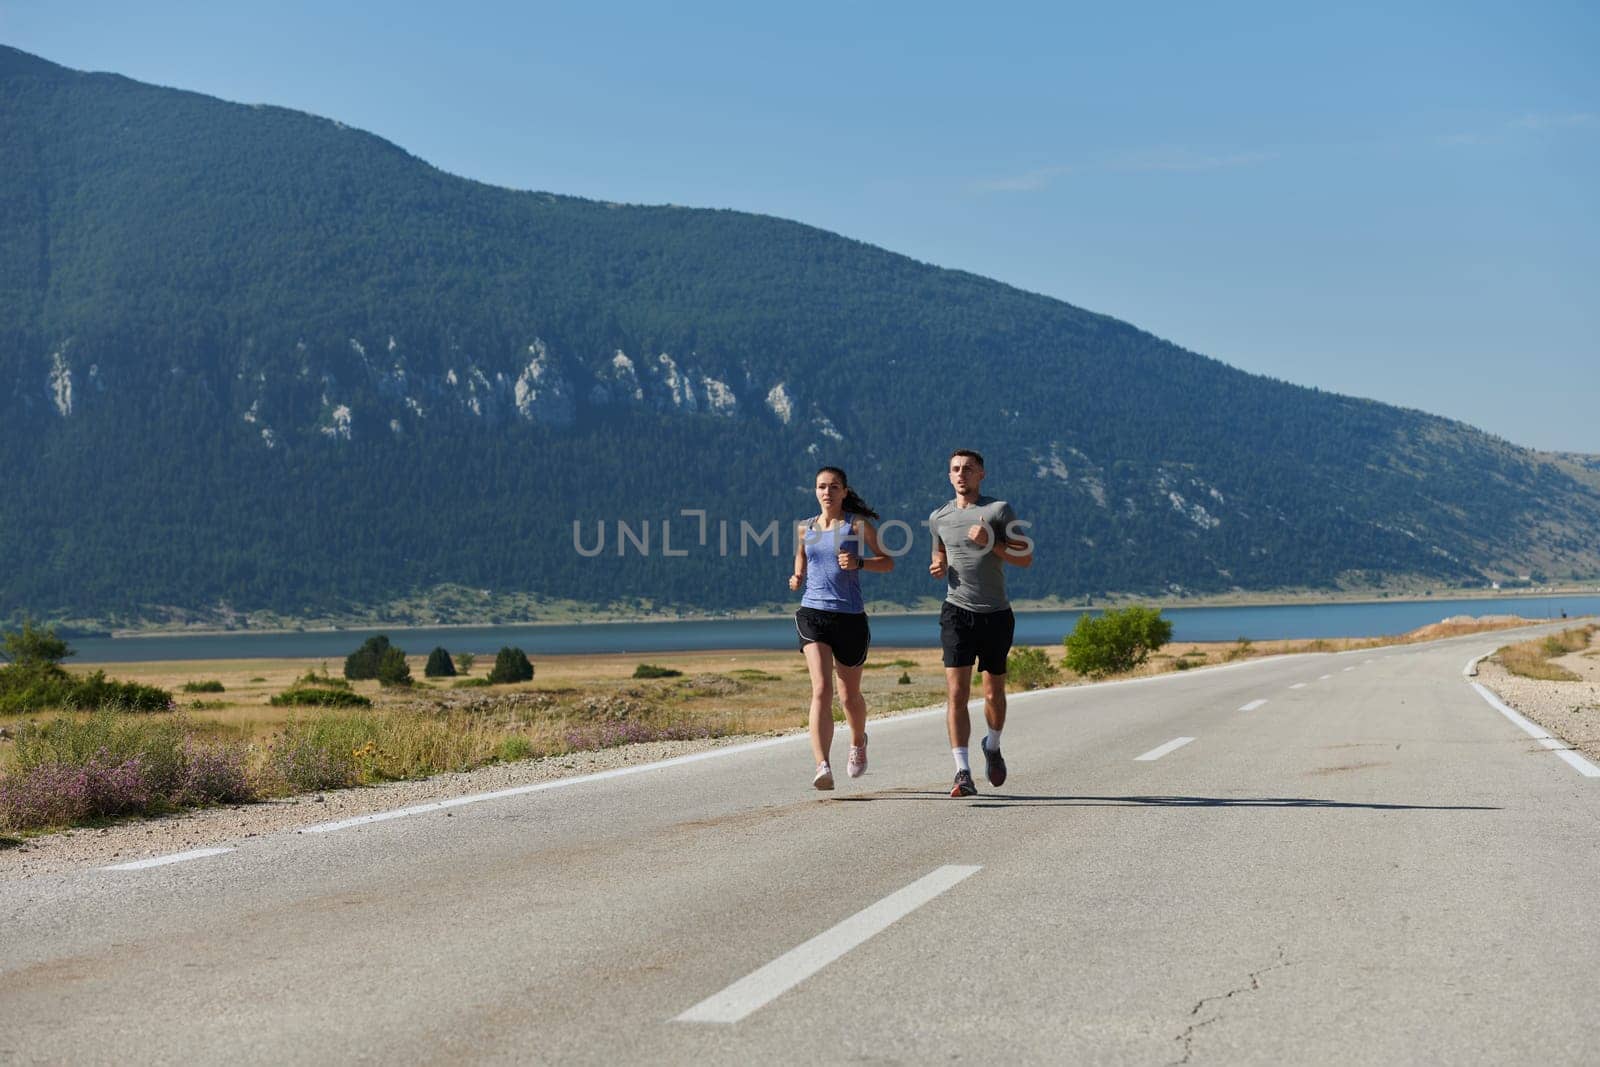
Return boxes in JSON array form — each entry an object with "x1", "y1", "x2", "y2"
[
  {"x1": 674, "y1": 865, "x2": 982, "y2": 1023},
  {"x1": 1135, "y1": 737, "x2": 1195, "y2": 762}
]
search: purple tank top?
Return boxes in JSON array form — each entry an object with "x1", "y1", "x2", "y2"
[{"x1": 801, "y1": 516, "x2": 865, "y2": 613}]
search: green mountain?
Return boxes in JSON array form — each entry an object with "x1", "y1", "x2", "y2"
[{"x1": 2, "y1": 45, "x2": 1597, "y2": 626}]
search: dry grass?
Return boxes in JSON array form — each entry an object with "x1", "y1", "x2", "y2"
[{"x1": 1495, "y1": 625, "x2": 1597, "y2": 682}]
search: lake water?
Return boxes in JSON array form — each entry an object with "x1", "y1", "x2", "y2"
[{"x1": 64, "y1": 594, "x2": 1600, "y2": 663}]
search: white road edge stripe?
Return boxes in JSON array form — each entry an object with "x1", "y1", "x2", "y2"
[
  {"x1": 1468, "y1": 682, "x2": 1600, "y2": 778},
  {"x1": 1238, "y1": 699, "x2": 1268, "y2": 711},
  {"x1": 1135, "y1": 737, "x2": 1195, "y2": 761},
  {"x1": 674, "y1": 864, "x2": 982, "y2": 1024},
  {"x1": 301, "y1": 733, "x2": 812, "y2": 833},
  {"x1": 102, "y1": 847, "x2": 234, "y2": 871}
]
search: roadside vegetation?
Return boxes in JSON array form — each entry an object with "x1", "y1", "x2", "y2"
[{"x1": 1494, "y1": 625, "x2": 1597, "y2": 681}]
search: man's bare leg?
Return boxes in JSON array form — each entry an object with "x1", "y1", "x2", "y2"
[
  {"x1": 982, "y1": 671, "x2": 1007, "y2": 734},
  {"x1": 945, "y1": 665, "x2": 974, "y2": 748}
]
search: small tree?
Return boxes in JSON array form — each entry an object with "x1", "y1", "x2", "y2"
[
  {"x1": 424, "y1": 647, "x2": 457, "y2": 678},
  {"x1": 1, "y1": 620, "x2": 73, "y2": 669},
  {"x1": 456, "y1": 652, "x2": 476, "y2": 675},
  {"x1": 376, "y1": 646, "x2": 413, "y2": 687},
  {"x1": 488, "y1": 647, "x2": 534, "y2": 684},
  {"x1": 1063, "y1": 606, "x2": 1173, "y2": 678},
  {"x1": 344, "y1": 635, "x2": 393, "y2": 680}
]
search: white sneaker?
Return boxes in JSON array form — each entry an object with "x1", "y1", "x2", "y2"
[
  {"x1": 847, "y1": 736, "x2": 868, "y2": 778},
  {"x1": 813, "y1": 762, "x2": 834, "y2": 790}
]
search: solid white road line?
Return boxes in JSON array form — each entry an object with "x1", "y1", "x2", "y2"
[
  {"x1": 1238, "y1": 699, "x2": 1268, "y2": 712},
  {"x1": 102, "y1": 847, "x2": 234, "y2": 871},
  {"x1": 1289, "y1": 683, "x2": 1307, "y2": 690},
  {"x1": 300, "y1": 733, "x2": 812, "y2": 833},
  {"x1": 1135, "y1": 737, "x2": 1195, "y2": 762},
  {"x1": 675, "y1": 864, "x2": 982, "y2": 1024},
  {"x1": 1469, "y1": 682, "x2": 1600, "y2": 778}
]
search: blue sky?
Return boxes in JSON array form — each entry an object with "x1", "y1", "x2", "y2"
[{"x1": 4, "y1": 1, "x2": 1595, "y2": 450}]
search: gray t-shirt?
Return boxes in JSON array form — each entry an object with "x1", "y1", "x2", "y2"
[{"x1": 929, "y1": 496, "x2": 1017, "y2": 613}]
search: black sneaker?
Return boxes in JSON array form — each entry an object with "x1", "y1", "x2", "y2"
[
  {"x1": 980, "y1": 738, "x2": 1007, "y2": 788},
  {"x1": 950, "y1": 769, "x2": 978, "y2": 797}
]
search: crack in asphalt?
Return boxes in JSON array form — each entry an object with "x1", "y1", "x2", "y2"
[{"x1": 1168, "y1": 946, "x2": 1295, "y2": 1065}]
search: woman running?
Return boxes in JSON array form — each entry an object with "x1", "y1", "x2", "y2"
[{"x1": 789, "y1": 466, "x2": 893, "y2": 789}]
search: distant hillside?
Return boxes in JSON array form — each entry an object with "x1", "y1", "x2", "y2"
[{"x1": 2, "y1": 45, "x2": 1597, "y2": 626}]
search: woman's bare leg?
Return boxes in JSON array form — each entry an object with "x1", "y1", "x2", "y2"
[
  {"x1": 834, "y1": 662, "x2": 868, "y2": 746},
  {"x1": 804, "y1": 641, "x2": 836, "y2": 766}
]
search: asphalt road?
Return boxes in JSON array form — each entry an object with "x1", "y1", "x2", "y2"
[{"x1": 3, "y1": 626, "x2": 1598, "y2": 1065}]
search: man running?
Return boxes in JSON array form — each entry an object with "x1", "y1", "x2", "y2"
[{"x1": 928, "y1": 449, "x2": 1033, "y2": 797}]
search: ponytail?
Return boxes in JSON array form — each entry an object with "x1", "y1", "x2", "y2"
[{"x1": 842, "y1": 488, "x2": 880, "y2": 521}]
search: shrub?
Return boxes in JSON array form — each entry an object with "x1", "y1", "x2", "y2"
[
  {"x1": 456, "y1": 652, "x2": 476, "y2": 675},
  {"x1": 1005, "y1": 647, "x2": 1061, "y2": 690},
  {"x1": 424, "y1": 647, "x2": 457, "y2": 678},
  {"x1": 1224, "y1": 638, "x2": 1255, "y2": 661},
  {"x1": 270, "y1": 686, "x2": 372, "y2": 708},
  {"x1": 344, "y1": 635, "x2": 393, "y2": 680},
  {"x1": 453, "y1": 677, "x2": 491, "y2": 689},
  {"x1": 70, "y1": 672, "x2": 174, "y2": 712},
  {"x1": 293, "y1": 667, "x2": 351, "y2": 690},
  {"x1": 376, "y1": 646, "x2": 412, "y2": 687},
  {"x1": 898, "y1": 671, "x2": 911, "y2": 685},
  {"x1": 0, "y1": 662, "x2": 173, "y2": 714},
  {"x1": 633, "y1": 663, "x2": 683, "y2": 679},
  {"x1": 488, "y1": 647, "x2": 534, "y2": 684},
  {"x1": 1063, "y1": 606, "x2": 1174, "y2": 678},
  {"x1": 271, "y1": 670, "x2": 368, "y2": 706},
  {"x1": 183, "y1": 680, "x2": 226, "y2": 693}
]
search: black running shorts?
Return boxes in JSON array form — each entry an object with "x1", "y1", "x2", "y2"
[
  {"x1": 795, "y1": 607, "x2": 872, "y2": 668},
  {"x1": 940, "y1": 603, "x2": 1015, "y2": 674}
]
